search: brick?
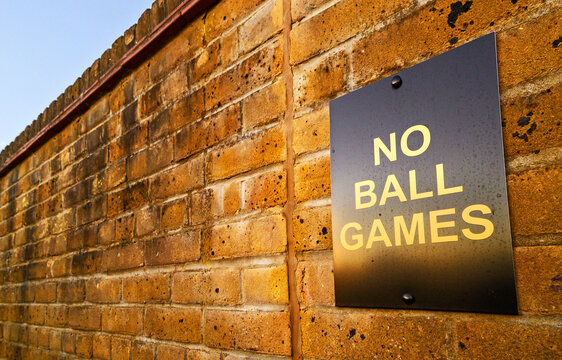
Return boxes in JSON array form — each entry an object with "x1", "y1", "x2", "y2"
[
  {"x1": 220, "y1": 29, "x2": 239, "y2": 69},
  {"x1": 497, "y1": 10, "x2": 561, "y2": 89},
  {"x1": 135, "y1": 206, "x2": 160, "y2": 237},
  {"x1": 86, "y1": 278, "x2": 121, "y2": 303},
  {"x1": 101, "y1": 307, "x2": 143, "y2": 335},
  {"x1": 456, "y1": 318, "x2": 562, "y2": 359},
  {"x1": 132, "y1": 341, "x2": 155, "y2": 360},
  {"x1": 297, "y1": 259, "x2": 334, "y2": 305},
  {"x1": 150, "y1": 155, "x2": 205, "y2": 199},
  {"x1": 111, "y1": 337, "x2": 131, "y2": 360},
  {"x1": 115, "y1": 213, "x2": 135, "y2": 242},
  {"x1": 242, "y1": 168, "x2": 286, "y2": 211},
  {"x1": 352, "y1": 0, "x2": 548, "y2": 87},
  {"x1": 291, "y1": 0, "x2": 412, "y2": 64},
  {"x1": 239, "y1": 0, "x2": 283, "y2": 54},
  {"x1": 149, "y1": 36, "x2": 190, "y2": 83},
  {"x1": 204, "y1": 0, "x2": 264, "y2": 41},
  {"x1": 84, "y1": 98, "x2": 109, "y2": 131},
  {"x1": 293, "y1": 205, "x2": 332, "y2": 251},
  {"x1": 101, "y1": 241, "x2": 144, "y2": 272},
  {"x1": 161, "y1": 63, "x2": 189, "y2": 103},
  {"x1": 71, "y1": 249, "x2": 102, "y2": 275},
  {"x1": 109, "y1": 78, "x2": 134, "y2": 114},
  {"x1": 61, "y1": 331, "x2": 75, "y2": 354},
  {"x1": 45, "y1": 305, "x2": 67, "y2": 327},
  {"x1": 301, "y1": 308, "x2": 451, "y2": 358},
  {"x1": 294, "y1": 50, "x2": 348, "y2": 110},
  {"x1": 291, "y1": 0, "x2": 331, "y2": 21},
  {"x1": 140, "y1": 83, "x2": 163, "y2": 118},
  {"x1": 206, "y1": 124, "x2": 286, "y2": 181},
  {"x1": 77, "y1": 147, "x2": 107, "y2": 179},
  {"x1": 86, "y1": 122, "x2": 109, "y2": 152},
  {"x1": 157, "y1": 344, "x2": 186, "y2": 360},
  {"x1": 75, "y1": 333, "x2": 93, "y2": 358},
  {"x1": 149, "y1": 106, "x2": 172, "y2": 142},
  {"x1": 107, "y1": 180, "x2": 149, "y2": 216},
  {"x1": 507, "y1": 166, "x2": 561, "y2": 235},
  {"x1": 58, "y1": 280, "x2": 85, "y2": 303},
  {"x1": 93, "y1": 333, "x2": 111, "y2": 360},
  {"x1": 204, "y1": 310, "x2": 291, "y2": 355},
  {"x1": 123, "y1": 273, "x2": 170, "y2": 303},
  {"x1": 515, "y1": 246, "x2": 562, "y2": 314},
  {"x1": 188, "y1": 350, "x2": 221, "y2": 360},
  {"x1": 203, "y1": 214, "x2": 286, "y2": 259},
  {"x1": 47, "y1": 256, "x2": 72, "y2": 278},
  {"x1": 161, "y1": 198, "x2": 188, "y2": 229},
  {"x1": 27, "y1": 304, "x2": 45, "y2": 324},
  {"x1": 145, "y1": 306, "x2": 202, "y2": 342},
  {"x1": 97, "y1": 220, "x2": 115, "y2": 245},
  {"x1": 294, "y1": 154, "x2": 331, "y2": 202},
  {"x1": 145, "y1": 231, "x2": 201, "y2": 265},
  {"x1": 169, "y1": 89, "x2": 206, "y2": 132},
  {"x1": 68, "y1": 306, "x2": 101, "y2": 331},
  {"x1": 243, "y1": 265, "x2": 288, "y2": 303},
  {"x1": 190, "y1": 187, "x2": 221, "y2": 225},
  {"x1": 35, "y1": 282, "x2": 57, "y2": 303},
  {"x1": 242, "y1": 79, "x2": 286, "y2": 131},
  {"x1": 127, "y1": 137, "x2": 174, "y2": 180},
  {"x1": 501, "y1": 82, "x2": 562, "y2": 157},
  {"x1": 190, "y1": 40, "x2": 220, "y2": 83},
  {"x1": 49, "y1": 329, "x2": 62, "y2": 351},
  {"x1": 172, "y1": 269, "x2": 241, "y2": 305},
  {"x1": 52, "y1": 210, "x2": 74, "y2": 235},
  {"x1": 224, "y1": 181, "x2": 241, "y2": 217},
  {"x1": 109, "y1": 121, "x2": 147, "y2": 162},
  {"x1": 205, "y1": 40, "x2": 283, "y2": 110},
  {"x1": 293, "y1": 105, "x2": 330, "y2": 155},
  {"x1": 175, "y1": 103, "x2": 240, "y2": 160}
]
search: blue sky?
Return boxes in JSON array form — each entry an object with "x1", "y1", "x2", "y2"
[{"x1": 0, "y1": 1, "x2": 155, "y2": 150}]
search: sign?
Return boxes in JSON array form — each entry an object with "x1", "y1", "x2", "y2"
[{"x1": 329, "y1": 33, "x2": 518, "y2": 314}]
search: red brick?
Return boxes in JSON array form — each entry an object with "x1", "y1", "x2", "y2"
[
  {"x1": 123, "y1": 273, "x2": 170, "y2": 303},
  {"x1": 204, "y1": 309, "x2": 291, "y2": 355},
  {"x1": 145, "y1": 231, "x2": 201, "y2": 265},
  {"x1": 145, "y1": 306, "x2": 202, "y2": 342},
  {"x1": 101, "y1": 307, "x2": 143, "y2": 335},
  {"x1": 206, "y1": 124, "x2": 286, "y2": 181},
  {"x1": 301, "y1": 308, "x2": 451, "y2": 359},
  {"x1": 203, "y1": 214, "x2": 286, "y2": 259},
  {"x1": 101, "y1": 241, "x2": 144, "y2": 272}
]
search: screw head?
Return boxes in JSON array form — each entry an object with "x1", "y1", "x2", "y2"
[
  {"x1": 402, "y1": 293, "x2": 415, "y2": 305},
  {"x1": 391, "y1": 75, "x2": 402, "y2": 89}
]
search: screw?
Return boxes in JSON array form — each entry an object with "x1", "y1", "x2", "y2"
[
  {"x1": 391, "y1": 75, "x2": 402, "y2": 89},
  {"x1": 402, "y1": 293, "x2": 415, "y2": 305}
]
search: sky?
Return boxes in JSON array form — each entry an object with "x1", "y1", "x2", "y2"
[{"x1": 0, "y1": 1, "x2": 155, "y2": 151}]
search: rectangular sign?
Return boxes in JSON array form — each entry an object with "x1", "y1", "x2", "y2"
[{"x1": 329, "y1": 33, "x2": 518, "y2": 314}]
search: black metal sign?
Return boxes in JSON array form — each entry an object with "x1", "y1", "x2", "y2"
[{"x1": 329, "y1": 33, "x2": 517, "y2": 314}]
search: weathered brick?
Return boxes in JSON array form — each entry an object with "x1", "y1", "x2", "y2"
[
  {"x1": 294, "y1": 50, "x2": 348, "y2": 110},
  {"x1": 189, "y1": 349, "x2": 222, "y2": 360},
  {"x1": 135, "y1": 206, "x2": 160, "y2": 237},
  {"x1": 93, "y1": 333, "x2": 111, "y2": 360},
  {"x1": 115, "y1": 213, "x2": 135, "y2": 242},
  {"x1": 140, "y1": 83, "x2": 163, "y2": 118},
  {"x1": 71, "y1": 249, "x2": 102, "y2": 275},
  {"x1": 61, "y1": 331, "x2": 75, "y2": 354},
  {"x1": 297, "y1": 259, "x2": 334, "y2": 305},
  {"x1": 49, "y1": 329, "x2": 62, "y2": 351},
  {"x1": 293, "y1": 205, "x2": 332, "y2": 251},
  {"x1": 204, "y1": 0, "x2": 264, "y2": 41},
  {"x1": 190, "y1": 187, "x2": 221, "y2": 225},
  {"x1": 507, "y1": 166, "x2": 561, "y2": 236},
  {"x1": 101, "y1": 241, "x2": 144, "y2": 272},
  {"x1": 132, "y1": 341, "x2": 155, "y2": 360},
  {"x1": 294, "y1": 154, "x2": 331, "y2": 202},
  {"x1": 45, "y1": 305, "x2": 67, "y2": 327},
  {"x1": 456, "y1": 318, "x2": 562, "y2": 359},
  {"x1": 515, "y1": 246, "x2": 562, "y2": 314},
  {"x1": 58, "y1": 280, "x2": 85, "y2": 303},
  {"x1": 150, "y1": 155, "x2": 205, "y2": 199},
  {"x1": 205, "y1": 40, "x2": 283, "y2": 110},
  {"x1": 145, "y1": 306, "x2": 202, "y2": 342},
  {"x1": 301, "y1": 308, "x2": 451, "y2": 358},
  {"x1": 27, "y1": 304, "x2": 45, "y2": 325},
  {"x1": 242, "y1": 168, "x2": 287, "y2": 210},
  {"x1": 502, "y1": 82, "x2": 562, "y2": 157},
  {"x1": 35, "y1": 282, "x2": 56, "y2": 303},
  {"x1": 145, "y1": 231, "x2": 201, "y2": 265},
  {"x1": 352, "y1": 0, "x2": 549, "y2": 87},
  {"x1": 206, "y1": 124, "x2": 286, "y2": 181},
  {"x1": 161, "y1": 198, "x2": 188, "y2": 229},
  {"x1": 293, "y1": 105, "x2": 330, "y2": 155},
  {"x1": 76, "y1": 147, "x2": 107, "y2": 179},
  {"x1": 101, "y1": 307, "x2": 143, "y2": 335},
  {"x1": 109, "y1": 121, "x2": 147, "y2": 162},
  {"x1": 204, "y1": 310, "x2": 291, "y2": 355},
  {"x1": 291, "y1": 0, "x2": 413, "y2": 64},
  {"x1": 242, "y1": 79, "x2": 286, "y2": 130},
  {"x1": 203, "y1": 214, "x2": 286, "y2": 259},
  {"x1": 107, "y1": 180, "x2": 149, "y2": 216},
  {"x1": 157, "y1": 344, "x2": 186, "y2": 360},
  {"x1": 169, "y1": 89, "x2": 206, "y2": 132},
  {"x1": 109, "y1": 78, "x2": 134, "y2": 114},
  {"x1": 175, "y1": 103, "x2": 240, "y2": 160},
  {"x1": 123, "y1": 273, "x2": 170, "y2": 303},
  {"x1": 190, "y1": 40, "x2": 220, "y2": 83},
  {"x1": 172, "y1": 269, "x2": 241, "y2": 305},
  {"x1": 127, "y1": 137, "x2": 174, "y2": 180},
  {"x1": 220, "y1": 29, "x2": 239, "y2": 69},
  {"x1": 68, "y1": 306, "x2": 101, "y2": 331},
  {"x1": 86, "y1": 278, "x2": 121, "y2": 303},
  {"x1": 111, "y1": 337, "x2": 131, "y2": 360},
  {"x1": 75, "y1": 333, "x2": 93, "y2": 358},
  {"x1": 52, "y1": 210, "x2": 74, "y2": 235},
  {"x1": 97, "y1": 220, "x2": 115, "y2": 245},
  {"x1": 239, "y1": 0, "x2": 283, "y2": 54},
  {"x1": 291, "y1": 0, "x2": 331, "y2": 21},
  {"x1": 243, "y1": 265, "x2": 288, "y2": 303}
]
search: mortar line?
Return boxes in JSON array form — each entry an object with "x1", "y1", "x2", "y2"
[{"x1": 281, "y1": 0, "x2": 302, "y2": 359}]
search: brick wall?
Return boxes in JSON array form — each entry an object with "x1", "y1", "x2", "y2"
[{"x1": 0, "y1": 0, "x2": 560, "y2": 359}]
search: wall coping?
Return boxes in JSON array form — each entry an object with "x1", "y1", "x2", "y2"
[{"x1": 0, "y1": 0, "x2": 217, "y2": 178}]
